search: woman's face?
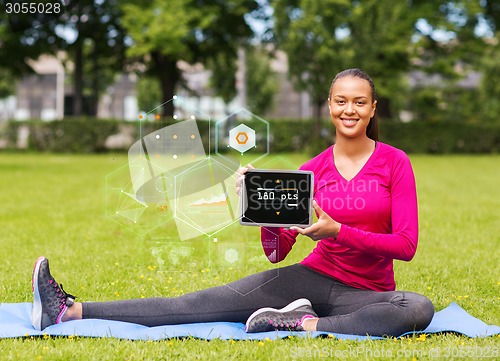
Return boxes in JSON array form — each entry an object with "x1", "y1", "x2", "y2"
[{"x1": 328, "y1": 76, "x2": 377, "y2": 140}]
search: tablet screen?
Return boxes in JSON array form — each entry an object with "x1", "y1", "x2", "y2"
[{"x1": 240, "y1": 169, "x2": 313, "y2": 227}]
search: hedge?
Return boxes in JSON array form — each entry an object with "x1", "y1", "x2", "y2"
[
  {"x1": 379, "y1": 120, "x2": 500, "y2": 154},
  {"x1": 2, "y1": 118, "x2": 120, "y2": 153},
  {"x1": 1, "y1": 118, "x2": 499, "y2": 154}
]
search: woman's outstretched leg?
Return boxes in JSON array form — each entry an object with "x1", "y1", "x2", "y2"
[{"x1": 32, "y1": 257, "x2": 332, "y2": 330}]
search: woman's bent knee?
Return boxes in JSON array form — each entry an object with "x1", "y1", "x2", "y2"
[{"x1": 405, "y1": 292, "x2": 434, "y2": 331}]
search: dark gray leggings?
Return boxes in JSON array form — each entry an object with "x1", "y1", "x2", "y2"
[{"x1": 82, "y1": 264, "x2": 434, "y2": 336}]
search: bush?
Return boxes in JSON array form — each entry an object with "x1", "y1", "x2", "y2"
[
  {"x1": 268, "y1": 118, "x2": 500, "y2": 154},
  {"x1": 4, "y1": 118, "x2": 121, "y2": 153},
  {"x1": 2, "y1": 117, "x2": 499, "y2": 154},
  {"x1": 379, "y1": 120, "x2": 500, "y2": 154}
]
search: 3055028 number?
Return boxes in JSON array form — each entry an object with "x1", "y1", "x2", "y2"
[{"x1": 5, "y1": 2, "x2": 61, "y2": 14}]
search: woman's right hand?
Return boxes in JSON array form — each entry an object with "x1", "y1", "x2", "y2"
[
  {"x1": 291, "y1": 200, "x2": 341, "y2": 240},
  {"x1": 235, "y1": 164, "x2": 254, "y2": 196}
]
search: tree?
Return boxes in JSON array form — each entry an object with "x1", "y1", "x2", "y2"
[
  {"x1": 207, "y1": 52, "x2": 239, "y2": 112},
  {"x1": 120, "y1": 0, "x2": 261, "y2": 117},
  {"x1": 0, "y1": 9, "x2": 48, "y2": 76},
  {"x1": 136, "y1": 76, "x2": 162, "y2": 113},
  {"x1": 484, "y1": 0, "x2": 500, "y2": 32},
  {"x1": 245, "y1": 46, "x2": 278, "y2": 115},
  {"x1": 479, "y1": 43, "x2": 500, "y2": 123},
  {"x1": 208, "y1": 45, "x2": 277, "y2": 116},
  {"x1": 410, "y1": 1, "x2": 497, "y2": 123},
  {"x1": 345, "y1": 0, "x2": 431, "y2": 119},
  {"x1": 272, "y1": 0, "x2": 451, "y2": 124},
  {"x1": 57, "y1": 1, "x2": 126, "y2": 116},
  {"x1": 0, "y1": 68, "x2": 16, "y2": 99},
  {"x1": 0, "y1": 1, "x2": 126, "y2": 117},
  {"x1": 272, "y1": 0, "x2": 351, "y2": 136},
  {"x1": 470, "y1": 0, "x2": 500, "y2": 123}
]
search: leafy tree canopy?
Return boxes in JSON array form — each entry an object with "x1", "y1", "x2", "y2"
[{"x1": 120, "y1": 0, "x2": 263, "y2": 116}]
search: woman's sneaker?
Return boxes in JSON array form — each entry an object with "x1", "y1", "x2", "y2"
[
  {"x1": 31, "y1": 256, "x2": 76, "y2": 331},
  {"x1": 245, "y1": 298, "x2": 318, "y2": 333}
]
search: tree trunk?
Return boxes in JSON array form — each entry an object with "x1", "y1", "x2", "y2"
[
  {"x1": 152, "y1": 52, "x2": 178, "y2": 117},
  {"x1": 91, "y1": 40, "x2": 99, "y2": 116},
  {"x1": 73, "y1": 2, "x2": 83, "y2": 116}
]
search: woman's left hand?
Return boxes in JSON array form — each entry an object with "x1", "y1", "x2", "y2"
[{"x1": 291, "y1": 201, "x2": 341, "y2": 241}]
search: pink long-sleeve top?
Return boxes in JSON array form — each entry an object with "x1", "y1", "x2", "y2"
[{"x1": 261, "y1": 142, "x2": 418, "y2": 291}]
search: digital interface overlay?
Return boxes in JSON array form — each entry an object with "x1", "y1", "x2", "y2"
[{"x1": 106, "y1": 98, "x2": 302, "y2": 291}]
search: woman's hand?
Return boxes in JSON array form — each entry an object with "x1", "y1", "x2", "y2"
[
  {"x1": 235, "y1": 164, "x2": 254, "y2": 196},
  {"x1": 291, "y1": 201, "x2": 341, "y2": 241}
]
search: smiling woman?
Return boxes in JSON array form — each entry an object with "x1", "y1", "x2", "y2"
[
  {"x1": 326, "y1": 69, "x2": 379, "y2": 182},
  {"x1": 328, "y1": 68, "x2": 378, "y2": 142},
  {"x1": 30, "y1": 69, "x2": 434, "y2": 338}
]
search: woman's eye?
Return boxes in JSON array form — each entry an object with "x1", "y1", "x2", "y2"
[
  {"x1": 356, "y1": 102, "x2": 365, "y2": 106},
  {"x1": 336, "y1": 100, "x2": 345, "y2": 105}
]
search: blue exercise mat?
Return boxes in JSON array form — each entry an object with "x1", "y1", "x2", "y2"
[{"x1": 0, "y1": 302, "x2": 498, "y2": 340}]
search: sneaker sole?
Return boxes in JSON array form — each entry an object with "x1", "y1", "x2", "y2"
[
  {"x1": 245, "y1": 298, "x2": 312, "y2": 331},
  {"x1": 31, "y1": 256, "x2": 46, "y2": 331}
]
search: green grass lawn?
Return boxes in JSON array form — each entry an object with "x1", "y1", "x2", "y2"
[{"x1": 0, "y1": 153, "x2": 499, "y2": 360}]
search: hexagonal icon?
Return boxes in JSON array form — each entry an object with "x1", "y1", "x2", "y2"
[
  {"x1": 210, "y1": 239, "x2": 245, "y2": 270},
  {"x1": 215, "y1": 108, "x2": 270, "y2": 164},
  {"x1": 229, "y1": 124, "x2": 255, "y2": 153},
  {"x1": 170, "y1": 155, "x2": 240, "y2": 241},
  {"x1": 236, "y1": 132, "x2": 248, "y2": 144},
  {"x1": 106, "y1": 162, "x2": 174, "y2": 236}
]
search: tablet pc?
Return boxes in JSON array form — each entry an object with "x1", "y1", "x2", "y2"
[{"x1": 239, "y1": 169, "x2": 314, "y2": 227}]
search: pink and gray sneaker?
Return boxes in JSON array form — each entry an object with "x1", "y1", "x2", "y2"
[
  {"x1": 245, "y1": 298, "x2": 318, "y2": 333},
  {"x1": 31, "y1": 256, "x2": 76, "y2": 331}
]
